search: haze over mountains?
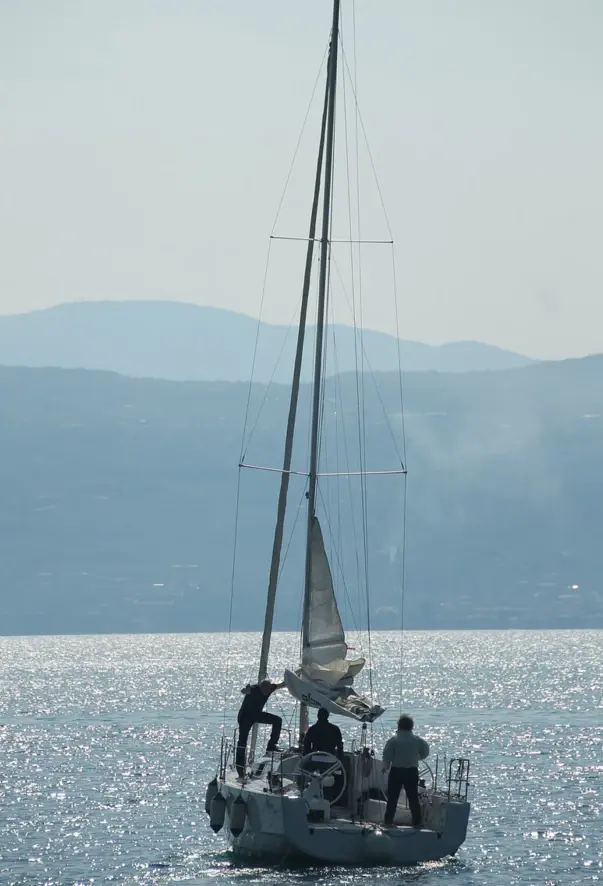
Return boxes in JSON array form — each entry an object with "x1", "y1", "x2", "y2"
[
  {"x1": 0, "y1": 351, "x2": 601, "y2": 635},
  {"x1": 0, "y1": 301, "x2": 535, "y2": 382}
]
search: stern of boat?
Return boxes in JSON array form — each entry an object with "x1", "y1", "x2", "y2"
[{"x1": 209, "y1": 740, "x2": 472, "y2": 865}]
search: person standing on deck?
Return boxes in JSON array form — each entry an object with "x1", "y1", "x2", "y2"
[
  {"x1": 381, "y1": 714, "x2": 429, "y2": 828},
  {"x1": 303, "y1": 708, "x2": 343, "y2": 757},
  {"x1": 236, "y1": 678, "x2": 286, "y2": 777}
]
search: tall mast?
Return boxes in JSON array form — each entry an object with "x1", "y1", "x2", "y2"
[
  {"x1": 248, "y1": 24, "x2": 332, "y2": 763},
  {"x1": 300, "y1": 0, "x2": 341, "y2": 738}
]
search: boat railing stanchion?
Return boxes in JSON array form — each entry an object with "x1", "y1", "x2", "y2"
[
  {"x1": 447, "y1": 757, "x2": 471, "y2": 801},
  {"x1": 219, "y1": 734, "x2": 225, "y2": 780},
  {"x1": 459, "y1": 758, "x2": 471, "y2": 801}
]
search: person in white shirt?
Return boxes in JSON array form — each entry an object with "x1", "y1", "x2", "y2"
[{"x1": 381, "y1": 714, "x2": 429, "y2": 828}]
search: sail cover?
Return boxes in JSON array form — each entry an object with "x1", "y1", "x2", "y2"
[
  {"x1": 284, "y1": 667, "x2": 383, "y2": 721},
  {"x1": 285, "y1": 517, "x2": 384, "y2": 722}
]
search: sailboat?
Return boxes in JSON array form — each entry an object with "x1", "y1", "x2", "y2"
[{"x1": 205, "y1": 0, "x2": 471, "y2": 865}]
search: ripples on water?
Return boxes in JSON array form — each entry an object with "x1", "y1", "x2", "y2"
[{"x1": 1, "y1": 631, "x2": 601, "y2": 885}]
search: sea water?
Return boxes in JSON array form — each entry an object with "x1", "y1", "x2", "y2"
[{"x1": 1, "y1": 630, "x2": 601, "y2": 885}]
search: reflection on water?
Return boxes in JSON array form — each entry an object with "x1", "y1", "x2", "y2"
[{"x1": 1, "y1": 630, "x2": 602, "y2": 884}]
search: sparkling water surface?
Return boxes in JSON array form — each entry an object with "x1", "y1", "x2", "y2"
[{"x1": 1, "y1": 630, "x2": 602, "y2": 885}]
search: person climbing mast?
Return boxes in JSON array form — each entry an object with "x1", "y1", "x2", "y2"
[{"x1": 236, "y1": 678, "x2": 286, "y2": 778}]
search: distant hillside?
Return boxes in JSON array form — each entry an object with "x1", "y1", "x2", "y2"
[
  {"x1": 0, "y1": 301, "x2": 535, "y2": 382},
  {"x1": 0, "y1": 355, "x2": 602, "y2": 635}
]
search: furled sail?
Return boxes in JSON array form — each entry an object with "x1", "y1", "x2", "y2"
[
  {"x1": 285, "y1": 517, "x2": 384, "y2": 722},
  {"x1": 303, "y1": 518, "x2": 364, "y2": 684}
]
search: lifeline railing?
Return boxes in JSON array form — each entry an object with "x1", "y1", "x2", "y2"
[{"x1": 446, "y1": 757, "x2": 471, "y2": 801}]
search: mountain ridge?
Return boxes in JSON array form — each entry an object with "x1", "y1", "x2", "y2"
[{"x1": 0, "y1": 300, "x2": 536, "y2": 382}]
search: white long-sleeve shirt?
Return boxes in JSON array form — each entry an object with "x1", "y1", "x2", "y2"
[{"x1": 382, "y1": 730, "x2": 429, "y2": 769}]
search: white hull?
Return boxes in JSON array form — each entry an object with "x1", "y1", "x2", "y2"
[{"x1": 215, "y1": 753, "x2": 470, "y2": 866}]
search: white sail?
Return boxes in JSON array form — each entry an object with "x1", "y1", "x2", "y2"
[
  {"x1": 302, "y1": 518, "x2": 366, "y2": 686},
  {"x1": 284, "y1": 517, "x2": 383, "y2": 721}
]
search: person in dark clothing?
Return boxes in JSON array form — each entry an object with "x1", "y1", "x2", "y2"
[
  {"x1": 301, "y1": 709, "x2": 344, "y2": 802},
  {"x1": 303, "y1": 708, "x2": 343, "y2": 757},
  {"x1": 236, "y1": 678, "x2": 286, "y2": 777},
  {"x1": 381, "y1": 714, "x2": 429, "y2": 828}
]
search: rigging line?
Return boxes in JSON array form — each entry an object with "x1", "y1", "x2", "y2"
[
  {"x1": 348, "y1": 11, "x2": 373, "y2": 684},
  {"x1": 271, "y1": 43, "x2": 329, "y2": 236},
  {"x1": 352, "y1": 203, "x2": 372, "y2": 706},
  {"x1": 331, "y1": 307, "x2": 344, "y2": 628},
  {"x1": 317, "y1": 245, "x2": 332, "y2": 466},
  {"x1": 398, "y1": 474, "x2": 409, "y2": 715},
  {"x1": 343, "y1": 12, "x2": 374, "y2": 696},
  {"x1": 347, "y1": 24, "x2": 391, "y2": 699},
  {"x1": 316, "y1": 245, "x2": 332, "y2": 518},
  {"x1": 239, "y1": 238, "x2": 273, "y2": 461},
  {"x1": 361, "y1": 252, "x2": 406, "y2": 713},
  {"x1": 318, "y1": 470, "x2": 407, "y2": 477},
  {"x1": 317, "y1": 68, "x2": 337, "y2": 467},
  {"x1": 341, "y1": 19, "x2": 357, "y2": 365},
  {"x1": 360, "y1": 477, "x2": 373, "y2": 702},
  {"x1": 338, "y1": 26, "x2": 365, "y2": 638},
  {"x1": 222, "y1": 465, "x2": 243, "y2": 726},
  {"x1": 391, "y1": 234, "x2": 408, "y2": 716},
  {"x1": 276, "y1": 699, "x2": 298, "y2": 736},
  {"x1": 270, "y1": 235, "x2": 392, "y2": 244},
  {"x1": 356, "y1": 241, "x2": 373, "y2": 704},
  {"x1": 303, "y1": 256, "x2": 319, "y2": 480},
  {"x1": 337, "y1": 363, "x2": 365, "y2": 646},
  {"x1": 240, "y1": 292, "x2": 304, "y2": 461},
  {"x1": 318, "y1": 339, "x2": 372, "y2": 691},
  {"x1": 330, "y1": 252, "x2": 406, "y2": 469},
  {"x1": 327, "y1": 293, "x2": 362, "y2": 643},
  {"x1": 314, "y1": 111, "x2": 336, "y2": 526},
  {"x1": 352, "y1": 0, "x2": 359, "y2": 226},
  {"x1": 330, "y1": 301, "x2": 365, "y2": 636},
  {"x1": 300, "y1": 259, "x2": 321, "y2": 664},
  {"x1": 277, "y1": 483, "x2": 309, "y2": 585},
  {"x1": 238, "y1": 464, "x2": 309, "y2": 477},
  {"x1": 341, "y1": 46, "x2": 394, "y2": 241},
  {"x1": 324, "y1": 295, "x2": 348, "y2": 634},
  {"x1": 352, "y1": 0, "x2": 361, "y2": 251},
  {"x1": 333, "y1": 246, "x2": 404, "y2": 694},
  {"x1": 322, "y1": 299, "x2": 336, "y2": 579},
  {"x1": 391, "y1": 245, "x2": 408, "y2": 466},
  {"x1": 314, "y1": 268, "x2": 331, "y2": 571}
]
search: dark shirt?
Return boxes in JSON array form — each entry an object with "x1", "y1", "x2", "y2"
[
  {"x1": 303, "y1": 720, "x2": 343, "y2": 756},
  {"x1": 238, "y1": 682, "x2": 277, "y2": 722}
]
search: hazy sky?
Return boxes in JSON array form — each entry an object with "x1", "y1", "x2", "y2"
[{"x1": 1, "y1": 0, "x2": 602, "y2": 360}]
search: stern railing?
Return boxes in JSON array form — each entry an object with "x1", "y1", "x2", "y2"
[{"x1": 446, "y1": 757, "x2": 470, "y2": 801}]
